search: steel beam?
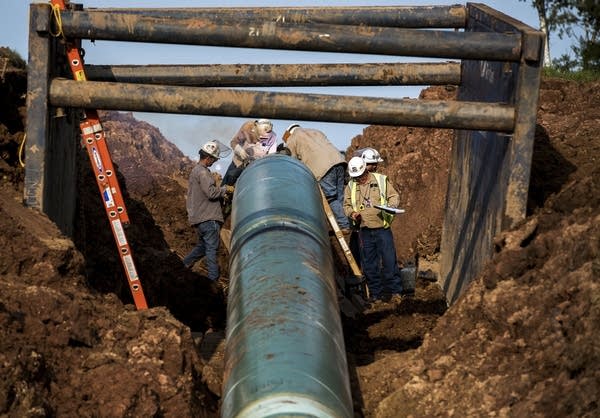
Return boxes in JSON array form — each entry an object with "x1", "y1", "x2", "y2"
[
  {"x1": 84, "y1": 62, "x2": 461, "y2": 86},
  {"x1": 49, "y1": 79, "x2": 515, "y2": 132},
  {"x1": 24, "y1": 4, "x2": 79, "y2": 236},
  {"x1": 440, "y1": 3, "x2": 543, "y2": 305},
  {"x1": 86, "y1": 5, "x2": 467, "y2": 28},
  {"x1": 58, "y1": 11, "x2": 521, "y2": 61},
  {"x1": 24, "y1": 4, "x2": 51, "y2": 210}
]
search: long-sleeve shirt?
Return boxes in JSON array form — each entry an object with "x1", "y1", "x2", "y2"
[
  {"x1": 285, "y1": 128, "x2": 345, "y2": 180},
  {"x1": 343, "y1": 172, "x2": 400, "y2": 229},
  {"x1": 245, "y1": 131, "x2": 278, "y2": 161},
  {"x1": 230, "y1": 120, "x2": 259, "y2": 168},
  {"x1": 186, "y1": 163, "x2": 226, "y2": 225}
]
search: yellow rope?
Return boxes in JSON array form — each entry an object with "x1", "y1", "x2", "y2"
[
  {"x1": 18, "y1": 133, "x2": 26, "y2": 168},
  {"x1": 49, "y1": 3, "x2": 64, "y2": 39}
]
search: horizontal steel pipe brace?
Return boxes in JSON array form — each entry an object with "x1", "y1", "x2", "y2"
[
  {"x1": 87, "y1": 5, "x2": 467, "y2": 28},
  {"x1": 84, "y1": 62, "x2": 462, "y2": 87},
  {"x1": 49, "y1": 79, "x2": 515, "y2": 132},
  {"x1": 59, "y1": 11, "x2": 521, "y2": 61}
]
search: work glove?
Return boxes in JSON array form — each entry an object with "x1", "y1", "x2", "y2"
[
  {"x1": 234, "y1": 144, "x2": 248, "y2": 161},
  {"x1": 276, "y1": 143, "x2": 291, "y2": 156}
]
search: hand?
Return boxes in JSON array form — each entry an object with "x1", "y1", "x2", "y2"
[
  {"x1": 225, "y1": 185, "x2": 235, "y2": 194},
  {"x1": 234, "y1": 144, "x2": 248, "y2": 161}
]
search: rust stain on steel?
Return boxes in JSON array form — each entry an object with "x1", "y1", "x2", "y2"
[
  {"x1": 61, "y1": 11, "x2": 520, "y2": 61},
  {"x1": 86, "y1": 6, "x2": 466, "y2": 28},
  {"x1": 49, "y1": 79, "x2": 515, "y2": 131},
  {"x1": 85, "y1": 62, "x2": 461, "y2": 86},
  {"x1": 260, "y1": 21, "x2": 278, "y2": 37}
]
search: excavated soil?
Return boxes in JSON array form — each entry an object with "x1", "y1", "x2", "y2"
[{"x1": 0, "y1": 47, "x2": 598, "y2": 417}]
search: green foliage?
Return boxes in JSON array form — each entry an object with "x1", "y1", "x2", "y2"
[
  {"x1": 0, "y1": 47, "x2": 26, "y2": 69},
  {"x1": 542, "y1": 66, "x2": 600, "y2": 82},
  {"x1": 520, "y1": 0, "x2": 600, "y2": 71}
]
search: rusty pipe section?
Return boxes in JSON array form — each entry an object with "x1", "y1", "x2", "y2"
[
  {"x1": 84, "y1": 62, "x2": 461, "y2": 86},
  {"x1": 86, "y1": 5, "x2": 467, "y2": 28},
  {"x1": 58, "y1": 11, "x2": 521, "y2": 61},
  {"x1": 223, "y1": 154, "x2": 352, "y2": 418},
  {"x1": 49, "y1": 79, "x2": 515, "y2": 132}
]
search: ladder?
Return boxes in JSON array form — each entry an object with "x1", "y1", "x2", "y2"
[
  {"x1": 319, "y1": 187, "x2": 370, "y2": 312},
  {"x1": 50, "y1": 0, "x2": 148, "y2": 310}
]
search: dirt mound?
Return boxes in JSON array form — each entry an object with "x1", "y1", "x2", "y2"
[
  {"x1": 352, "y1": 79, "x2": 600, "y2": 417},
  {"x1": 0, "y1": 43, "x2": 598, "y2": 417}
]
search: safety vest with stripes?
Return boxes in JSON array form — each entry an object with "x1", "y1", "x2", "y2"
[{"x1": 350, "y1": 173, "x2": 394, "y2": 228}]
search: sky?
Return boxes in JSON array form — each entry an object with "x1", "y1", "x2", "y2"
[{"x1": 1, "y1": 1, "x2": 574, "y2": 174}]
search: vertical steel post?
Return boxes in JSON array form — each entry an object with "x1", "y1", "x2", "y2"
[
  {"x1": 24, "y1": 3, "x2": 80, "y2": 236},
  {"x1": 440, "y1": 4, "x2": 543, "y2": 303},
  {"x1": 24, "y1": 3, "x2": 52, "y2": 210}
]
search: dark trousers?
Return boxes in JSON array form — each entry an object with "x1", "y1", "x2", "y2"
[
  {"x1": 359, "y1": 227, "x2": 402, "y2": 299},
  {"x1": 319, "y1": 164, "x2": 350, "y2": 229},
  {"x1": 183, "y1": 220, "x2": 221, "y2": 281},
  {"x1": 222, "y1": 161, "x2": 244, "y2": 186}
]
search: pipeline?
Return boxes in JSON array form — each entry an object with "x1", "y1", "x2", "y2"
[{"x1": 222, "y1": 155, "x2": 353, "y2": 418}]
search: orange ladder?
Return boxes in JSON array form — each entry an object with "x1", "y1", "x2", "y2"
[{"x1": 50, "y1": 0, "x2": 148, "y2": 309}]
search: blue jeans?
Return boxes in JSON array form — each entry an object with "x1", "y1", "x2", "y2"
[
  {"x1": 183, "y1": 220, "x2": 221, "y2": 281},
  {"x1": 222, "y1": 161, "x2": 244, "y2": 186},
  {"x1": 319, "y1": 164, "x2": 350, "y2": 229},
  {"x1": 359, "y1": 227, "x2": 402, "y2": 299}
]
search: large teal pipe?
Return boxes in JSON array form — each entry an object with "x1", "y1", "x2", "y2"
[{"x1": 222, "y1": 155, "x2": 353, "y2": 418}]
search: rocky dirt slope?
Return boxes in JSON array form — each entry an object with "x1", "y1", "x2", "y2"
[{"x1": 0, "y1": 44, "x2": 598, "y2": 416}]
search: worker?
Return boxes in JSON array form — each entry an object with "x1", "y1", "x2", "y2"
[
  {"x1": 221, "y1": 119, "x2": 277, "y2": 186},
  {"x1": 348, "y1": 147, "x2": 386, "y2": 263},
  {"x1": 183, "y1": 140, "x2": 234, "y2": 283},
  {"x1": 255, "y1": 118, "x2": 278, "y2": 155},
  {"x1": 282, "y1": 123, "x2": 350, "y2": 230},
  {"x1": 343, "y1": 156, "x2": 402, "y2": 301},
  {"x1": 360, "y1": 147, "x2": 384, "y2": 172}
]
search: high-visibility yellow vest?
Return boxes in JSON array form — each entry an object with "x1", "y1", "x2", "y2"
[{"x1": 350, "y1": 173, "x2": 394, "y2": 228}]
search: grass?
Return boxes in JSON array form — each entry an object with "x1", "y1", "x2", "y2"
[{"x1": 542, "y1": 67, "x2": 600, "y2": 82}]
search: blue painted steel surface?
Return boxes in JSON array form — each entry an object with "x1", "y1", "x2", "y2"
[{"x1": 222, "y1": 154, "x2": 353, "y2": 418}]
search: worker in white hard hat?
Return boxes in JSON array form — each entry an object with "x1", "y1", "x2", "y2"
[
  {"x1": 352, "y1": 147, "x2": 384, "y2": 172},
  {"x1": 183, "y1": 139, "x2": 234, "y2": 284},
  {"x1": 361, "y1": 148, "x2": 384, "y2": 170},
  {"x1": 283, "y1": 123, "x2": 350, "y2": 230},
  {"x1": 344, "y1": 156, "x2": 402, "y2": 301},
  {"x1": 255, "y1": 118, "x2": 278, "y2": 155},
  {"x1": 222, "y1": 119, "x2": 278, "y2": 186}
]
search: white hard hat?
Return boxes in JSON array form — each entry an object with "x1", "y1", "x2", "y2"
[
  {"x1": 361, "y1": 147, "x2": 383, "y2": 164},
  {"x1": 348, "y1": 156, "x2": 367, "y2": 177},
  {"x1": 200, "y1": 140, "x2": 221, "y2": 159},
  {"x1": 256, "y1": 119, "x2": 273, "y2": 137}
]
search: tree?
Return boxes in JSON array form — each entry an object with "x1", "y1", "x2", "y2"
[
  {"x1": 520, "y1": 0, "x2": 600, "y2": 71},
  {"x1": 570, "y1": 0, "x2": 600, "y2": 71},
  {"x1": 519, "y1": 0, "x2": 559, "y2": 67}
]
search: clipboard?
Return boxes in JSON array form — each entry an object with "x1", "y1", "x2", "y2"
[{"x1": 374, "y1": 204, "x2": 405, "y2": 214}]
